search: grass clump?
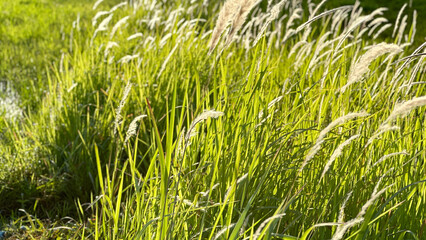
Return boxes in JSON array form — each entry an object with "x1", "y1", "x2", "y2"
[{"x1": 1, "y1": 0, "x2": 426, "y2": 239}]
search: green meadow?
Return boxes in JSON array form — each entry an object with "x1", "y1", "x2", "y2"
[{"x1": 0, "y1": 0, "x2": 425, "y2": 239}]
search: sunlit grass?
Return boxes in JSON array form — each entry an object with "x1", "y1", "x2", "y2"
[{"x1": 1, "y1": 0, "x2": 425, "y2": 239}]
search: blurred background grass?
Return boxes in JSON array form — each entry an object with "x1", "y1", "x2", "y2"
[{"x1": 326, "y1": 0, "x2": 425, "y2": 45}]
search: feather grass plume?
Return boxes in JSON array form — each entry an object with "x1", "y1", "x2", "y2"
[
  {"x1": 124, "y1": 115, "x2": 147, "y2": 143},
  {"x1": 209, "y1": 0, "x2": 259, "y2": 55},
  {"x1": 213, "y1": 223, "x2": 236, "y2": 240},
  {"x1": 157, "y1": 42, "x2": 179, "y2": 79},
  {"x1": 93, "y1": 0, "x2": 104, "y2": 10},
  {"x1": 340, "y1": 43, "x2": 402, "y2": 93},
  {"x1": 320, "y1": 134, "x2": 360, "y2": 181},
  {"x1": 208, "y1": 0, "x2": 241, "y2": 55},
  {"x1": 300, "y1": 111, "x2": 369, "y2": 172},
  {"x1": 383, "y1": 96, "x2": 426, "y2": 124},
  {"x1": 253, "y1": 0, "x2": 286, "y2": 46},
  {"x1": 225, "y1": 0, "x2": 259, "y2": 47},
  {"x1": 110, "y1": 16, "x2": 130, "y2": 39},
  {"x1": 114, "y1": 81, "x2": 132, "y2": 135},
  {"x1": 373, "y1": 151, "x2": 408, "y2": 167},
  {"x1": 366, "y1": 124, "x2": 400, "y2": 147},
  {"x1": 337, "y1": 191, "x2": 353, "y2": 224},
  {"x1": 332, "y1": 182, "x2": 393, "y2": 240},
  {"x1": 186, "y1": 110, "x2": 224, "y2": 141},
  {"x1": 392, "y1": 3, "x2": 407, "y2": 38},
  {"x1": 127, "y1": 32, "x2": 143, "y2": 41},
  {"x1": 252, "y1": 214, "x2": 286, "y2": 240}
]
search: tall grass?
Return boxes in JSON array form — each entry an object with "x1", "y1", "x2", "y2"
[{"x1": 1, "y1": 0, "x2": 425, "y2": 239}]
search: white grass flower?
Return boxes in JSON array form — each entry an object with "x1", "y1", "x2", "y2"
[
  {"x1": 127, "y1": 32, "x2": 143, "y2": 41},
  {"x1": 175, "y1": 127, "x2": 186, "y2": 158},
  {"x1": 300, "y1": 112, "x2": 369, "y2": 172},
  {"x1": 118, "y1": 54, "x2": 139, "y2": 64},
  {"x1": 366, "y1": 124, "x2": 400, "y2": 147},
  {"x1": 410, "y1": 10, "x2": 417, "y2": 43},
  {"x1": 213, "y1": 223, "x2": 236, "y2": 240},
  {"x1": 114, "y1": 81, "x2": 132, "y2": 135},
  {"x1": 332, "y1": 218, "x2": 364, "y2": 240},
  {"x1": 225, "y1": 0, "x2": 259, "y2": 48},
  {"x1": 200, "y1": 183, "x2": 219, "y2": 197},
  {"x1": 309, "y1": 0, "x2": 327, "y2": 19},
  {"x1": 92, "y1": 11, "x2": 110, "y2": 27},
  {"x1": 157, "y1": 42, "x2": 179, "y2": 79},
  {"x1": 289, "y1": 40, "x2": 307, "y2": 58},
  {"x1": 93, "y1": 0, "x2": 103, "y2": 10},
  {"x1": 320, "y1": 135, "x2": 360, "y2": 180},
  {"x1": 396, "y1": 15, "x2": 407, "y2": 45},
  {"x1": 340, "y1": 43, "x2": 402, "y2": 93},
  {"x1": 332, "y1": 183, "x2": 393, "y2": 240},
  {"x1": 253, "y1": 0, "x2": 286, "y2": 46},
  {"x1": 258, "y1": 96, "x2": 283, "y2": 119},
  {"x1": 104, "y1": 41, "x2": 119, "y2": 58},
  {"x1": 252, "y1": 214, "x2": 286, "y2": 240},
  {"x1": 392, "y1": 3, "x2": 407, "y2": 38},
  {"x1": 124, "y1": 115, "x2": 147, "y2": 143},
  {"x1": 373, "y1": 23, "x2": 392, "y2": 39},
  {"x1": 109, "y1": 2, "x2": 127, "y2": 13},
  {"x1": 373, "y1": 151, "x2": 408, "y2": 167},
  {"x1": 208, "y1": 0, "x2": 241, "y2": 55},
  {"x1": 223, "y1": 173, "x2": 248, "y2": 202},
  {"x1": 368, "y1": 17, "x2": 388, "y2": 36},
  {"x1": 286, "y1": 8, "x2": 303, "y2": 30},
  {"x1": 110, "y1": 16, "x2": 130, "y2": 39},
  {"x1": 92, "y1": 14, "x2": 113, "y2": 44},
  {"x1": 96, "y1": 13, "x2": 113, "y2": 32},
  {"x1": 338, "y1": 191, "x2": 353, "y2": 224},
  {"x1": 186, "y1": 110, "x2": 224, "y2": 141},
  {"x1": 0, "y1": 91, "x2": 22, "y2": 120},
  {"x1": 382, "y1": 96, "x2": 426, "y2": 125}
]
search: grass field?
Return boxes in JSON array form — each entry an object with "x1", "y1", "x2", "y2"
[{"x1": 0, "y1": 0, "x2": 425, "y2": 239}]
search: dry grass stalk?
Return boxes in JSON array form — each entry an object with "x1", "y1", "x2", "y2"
[
  {"x1": 392, "y1": 41, "x2": 426, "y2": 83},
  {"x1": 296, "y1": 6, "x2": 352, "y2": 33}
]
